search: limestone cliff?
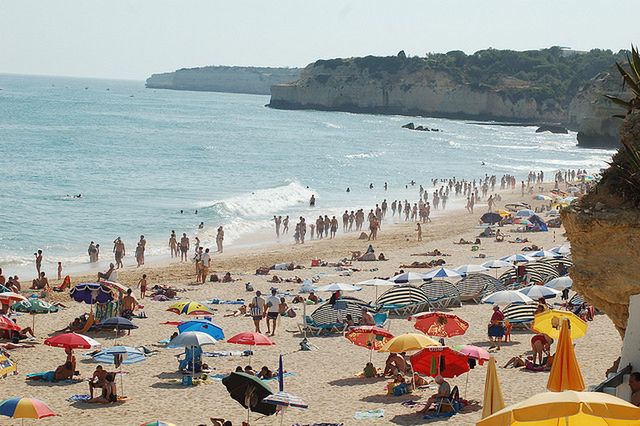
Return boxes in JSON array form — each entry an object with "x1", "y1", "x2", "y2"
[{"x1": 146, "y1": 66, "x2": 300, "y2": 96}]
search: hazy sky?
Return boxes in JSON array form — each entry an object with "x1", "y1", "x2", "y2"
[{"x1": 1, "y1": 0, "x2": 636, "y2": 80}]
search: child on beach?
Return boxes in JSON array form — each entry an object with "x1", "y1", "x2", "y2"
[{"x1": 138, "y1": 274, "x2": 147, "y2": 299}]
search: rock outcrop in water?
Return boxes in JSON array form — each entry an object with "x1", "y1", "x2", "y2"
[{"x1": 146, "y1": 66, "x2": 301, "y2": 95}]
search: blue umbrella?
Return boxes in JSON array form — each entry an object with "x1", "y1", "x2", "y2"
[
  {"x1": 92, "y1": 346, "x2": 145, "y2": 396},
  {"x1": 422, "y1": 267, "x2": 462, "y2": 280},
  {"x1": 70, "y1": 283, "x2": 113, "y2": 305},
  {"x1": 177, "y1": 320, "x2": 225, "y2": 340}
]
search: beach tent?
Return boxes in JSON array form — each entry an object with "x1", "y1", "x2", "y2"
[
  {"x1": 375, "y1": 285, "x2": 431, "y2": 315},
  {"x1": 502, "y1": 303, "x2": 538, "y2": 326},
  {"x1": 456, "y1": 274, "x2": 504, "y2": 304},
  {"x1": 498, "y1": 260, "x2": 562, "y2": 287},
  {"x1": 420, "y1": 279, "x2": 461, "y2": 308},
  {"x1": 310, "y1": 296, "x2": 370, "y2": 324},
  {"x1": 528, "y1": 214, "x2": 548, "y2": 231}
]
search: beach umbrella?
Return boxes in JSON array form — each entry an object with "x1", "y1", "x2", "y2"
[
  {"x1": 455, "y1": 264, "x2": 489, "y2": 276},
  {"x1": 0, "y1": 292, "x2": 27, "y2": 305},
  {"x1": 96, "y1": 316, "x2": 138, "y2": 341},
  {"x1": 410, "y1": 346, "x2": 470, "y2": 378},
  {"x1": 529, "y1": 250, "x2": 563, "y2": 259},
  {"x1": 482, "y1": 260, "x2": 514, "y2": 269},
  {"x1": 166, "y1": 301, "x2": 212, "y2": 316},
  {"x1": 389, "y1": 272, "x2": 426, "y2": 284},
  {"x1": 263, "y1": 354, "x2": 308, "y2": 426},
  {"x1": 482, "y1": 290, "x2": 533, "y2": 305},
  {"x1": 410, "y1": 312, "x2": 469, "y2": 338},
  {"x1": 356, "y1": 278, "x2": 397, "y2": 300},
  {"x1": 515, "y1": 209, "x2": 535, "y2": 217},
  {"x1": 481, "y1": 212, "x2": 502, "y2": 224},
  {"x1": 10, "y1": 299, "x2": 59, "y2": 333},
  {"x1": 477, "y1": 391, "x2": 640, "y2": 426},
  {"x1": 454, "y1": 345, "x2": 490, "y2": 365},
  {"x1": 140, "y1": 422, "x2": 176, "y2": 426},
  {"x1": 518, "y1": 285, "x2": 561, "y2": 300},
  {"x1": 0, "y1": 397, "x2": 56, "y2": 424},
  {"x1": 314, "y1": 283, "x2": 361, "y2": 292},
  {"x1": 177, "y1": 319, "x2": 225, "y2": 340},
  {"x1": 0, "y1": 285, "x2": 10, "y2": 293},
  {"x1": 168, "y1": 331, "x2": 216, "y2": 378},
  {"x1": 499, "y1": 254, "x2": 536, "y2": 263},
  {"x1": 534, "y1": 194, "x2": 552, "y2": 201},
  {"x1": 0, "y1": 315, "x2": 21, "y2": 332},
  {"x1": 345, "y1": 326, "x2": 394, "y2": 362},
  {"x1": 481, "y1": 357, "x2": 505, "y2": 419},
  {"x1": 532, "y1": 310, "x2": 587, "y2": 340},
  {"x1": 545, "y1": 277, "x2": 573, "y2": 291},
  {"x1": 92, "y1": 346, "x2": 145, "y2": 396},
  {"x1": 422, "y1": 267, "x2": 462, "y2": 280},
  {"x1": 227, "y1": 332, "x2": 274, "y2": 362},
  {"x1": 550, "y1": 244, "x2": 571, "y2": 255},
  {"x1": 547, "y1": 319, "x2": 585, "y2": 392},
  {"x1": 70, "y1": 282, "x2": 113, "y2": 305},
  {"x1": 378, "y1": 333, "x2": 440, "y2": 353},
  {"x1": 518, "y1": 219, "x2": 533, "y2": 226},
  {"x1": 497, "y1": 209, "x2": 511, "y2": 217},
  {"x1": 44, "y1": 332, "x2": 101, "y2": 350},
  {"x1": 222, "y1": 372, "x2": 277, "y2": 419}
]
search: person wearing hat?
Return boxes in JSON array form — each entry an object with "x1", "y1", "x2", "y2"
[{"x1": 488, "y1": 305, "x2": 505, "y2": 350}]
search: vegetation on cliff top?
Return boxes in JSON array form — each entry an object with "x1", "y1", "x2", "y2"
[{"x1": 313, "y1": 47, "x2": 627, "y2": 106}]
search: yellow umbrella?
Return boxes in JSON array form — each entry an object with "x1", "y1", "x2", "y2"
[
  {"x1": 482, "y1": 357, "x2": 505, "y2": 418},
  {"x1": 497, "y1": 209, "x2": 511, "y2": 217},
  {"x1": 547, "y1": 318, "x2": 584, "y2": 392},
  {"x1": 477, "y1": 390, "x2": 640, "y2": 426},
  {"x1": 166, "y1": 301, "x2": 212, "y2": 316},
  {"x1": 532, "y1": 310, "x2": 587, "y2": 340},
  {"x1": 378, "y1": 333, "x2": 440, "y2": 353}
]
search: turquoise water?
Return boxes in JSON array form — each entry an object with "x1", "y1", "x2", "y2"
[{"x1": 0, "y1": 74, "x2": 615, "y2": 278}]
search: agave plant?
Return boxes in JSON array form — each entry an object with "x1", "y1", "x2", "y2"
[{"x1": 605, "y1": 45, "x2": 640, "y2": 116}]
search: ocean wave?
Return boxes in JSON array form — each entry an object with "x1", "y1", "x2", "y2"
[
  {"x1": 344, "y1": 152, "x2": 385, "y2": 159},
  {"x1": 199, "y1": 182, "x2": 314, "y2": 218},
  {"x1": 323, "y1": 122, "x2": 341, "y2": 129}
]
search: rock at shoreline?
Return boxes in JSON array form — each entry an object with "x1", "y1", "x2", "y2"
[
  {"x1": 535, "y1": 124, "x2": 568, "y2": 134},
  {"x1": 402, "y1": 122, "x2": 440, "y2": 132}
]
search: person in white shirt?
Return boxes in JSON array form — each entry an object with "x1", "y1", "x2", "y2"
[
  {"x1": 200, "y1": 248, "x2": 211, "y2": 283},
  {"x1": 266, "y1": 288, "x2": 281, "y2": 336}
]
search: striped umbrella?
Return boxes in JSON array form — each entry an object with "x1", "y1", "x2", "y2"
[
  {"x1": 0, "y1": 397, "x2": 56, "y2": 424},
  {"x1": 92, "y1": 346, "x2": 145, "y2": 397},
  {"x1": 545, "y1": 277, "x2": 573, "y2": 291},
  {"x1": 455, "y1": 264, "x2": 490, "y2": 276},
  {"x1": 167, "y1": 301, "x2": 212, "y2": 316},
  {"x1": 529, "y1": 250, "x2": 563, "y2": 259},
  {"x1": 422, "y1": 267, "x2": 462, "y2": 280},
  {"x1": 499, "y1": 254, "x2": 536, "y2": 263},
  {"x1": 389, "y1": 272, "x2": 427, "y2": 284},
  {"x1": 263, "y1": 354, "x2": 308, "y2": 426}
]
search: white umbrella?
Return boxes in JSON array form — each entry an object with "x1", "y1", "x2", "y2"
[
  {"x1": 168, "y1": 331, "x2": 216, "y2": 379},
  {"x1": 422, "y1": 267, "x2": 462, "y2": 280},
  {"x1": 314, "y1": 283, "x2": 361, "y2": 292},
  {"x1": 550, "y1": 244, "x2": 571, "y2": 255},
  {"x1": 455, "y1": 264, "x2": 489, "y2": 276},
  {"x1": 500, "y1": 254, "x2": 536, "y2": 263},
  {"x1": 357, "y1": 278, "x2": 397, "y2": 300},
  {"x1": 389, "y1": 272, "x2": 426, "y2": 284},
  {"x1": 544, "y1": 276, "x2": 573, "y2": 290},
  {"x1": 482, "y1": 260, "x2": 514, "y2": 269},
  {"x1": 481, "y1": 290, "x2": 533, "y2": 305},
  {"x1": 528, "y1": 250, "x2": 563, "y2": 259},
  {"x1": 516, "y1": 209, "x2": 535, "y2": 217},
  {"x1": 518, "y1": 285, "x2": 561, "y2": 300}
]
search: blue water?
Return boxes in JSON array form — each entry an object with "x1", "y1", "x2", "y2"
[{"x1": 0, "y1": 74, "x2": 615, "y2": 278}]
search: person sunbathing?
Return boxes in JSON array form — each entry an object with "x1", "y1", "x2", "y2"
[
  {"x1": 224, "y1": 305, "x2": 248, "y2": 317},
  {"x1": 343, "y1": 314, "x2": 356, "y2": 329},
  {"x1": 257, "y1": 366, "x2": 273, "y2": 379},
  {"x1": 307, "y1": 292, "x2": 319, "y2": 303},
  {"x1": 54, "y1": 361, "x2": 75, "y2": 381},
  {"x1": 360, "y1": 309, "x2": 375, "y2": 326},
  {"x1": 455, "y1": 238, "x2": 473, "y2": 245},
  {"x1": 384, "y1": 353, "x2": 407, "y2": 376},
  {"x1": 244, "y1": 365, "x2": 256, "y2": 376},
  {"x1": 363, "y1": 362, "x2": 377, "y2": 378},
  {"x1": 210, "y1": 418, "x2": 233, "y2": 426},
  {"x1": 222, "y1": 272, "x2": 234, "y2": 283}
]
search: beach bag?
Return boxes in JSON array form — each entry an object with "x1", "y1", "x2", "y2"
[{"x1": 249, "y1": 297, "x2": 262, "y2": 317}]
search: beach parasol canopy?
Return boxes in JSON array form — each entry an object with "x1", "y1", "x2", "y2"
[
  {"x1": 0, "y1": 292, "x2": 28, "y2": 305},
  {"x1": 314, "y1": 283, "x2": 361, "y2": 292},
  {"x1": 481, "y1": 212, "x2": 503, "y2": 224},
  {"x1": 378, "y1": 333, "x2": 440, "y2": 353},
  {"x1": 345, "y1": 326, "x2": 393, "y2": 351},
  {"x1": 0, "y1": 397, "x2": 56, "y2": 421},
  {"x1": 140, "y1": 422, "x2": 176, "y2": 426},
  {"x1": 0, "y1": 315, "x2": 21, "y2": 332},
  {"x1": 481, "y1": 357, "x2": 505, "y2": 419},
  {"x1": 356, "y1": 278, "x2": 395, "y2": 287},
  {"x1": 455, "y1": 264, "x2": 490, "y2": 276},
  {"x1": 532, "y1": 310, "x2": 587, "y2": 340},
  {"x1": 482, "y1": 290, "x2": 533, "y2": 305},
  {"x1": 547, "y1": 318, "x2": 585, "y2": 392},
  {"x1": 518, "y1": 285, "x2": 561, "y2": 300},
  {"x1": 222, "y1": 372, "x2": 276, "y2": 416},
  {"x1": 515, "y1": 209, "x2": 535, "y2": 217},
  {"x1": 44, "y1": 332, "x2": 101, "y2": 350},
  {"x1": 454, "y1": 345, "x2": 490, "y2": 365},
  {"x1": 410, "y1": 346, "x2": 470, "y2": 378},
  {"x1": 92, "y1": 346, "x2": 145, "y2": 365},
  {"x1": 422, "y1": 267, "x2": 462, "y2": 280},
  {"x1": 167, "y1": 331, "x2": 216, "y2": 349},
  {"x1": 550, "y1": 244, "x2": 571, "y2": 255},
  {"x1": 70, "y1": 282, "x2": 113, "y2": 304},
  {"x1": 389, "y1": 272, "x2": 426, "y2": 284},
  {"x1": 263, "y1": 354, "x2": 308, "y2": 426},
  {"x1": 178, "y1": 319, "x2": 225, "y2": 340},
  {"x1": 528, "y1": 250, "x2": 563, "y2": 259},
  {"x1": 544, "y1": 277, "x2": 573, "y2": 291},
  {"x1": 499, "y1": 254, "x2": 536, "y2": 263},
  {"x1": 534, "y1": 194, "x2": 552, "y2": 201},
  {"x1": 477, "y1": 390, "x2": 640, "y2": 426},
  {"x1": 227, "y1": 332, "x2": 275, "y2": 347},
  {"x1": 166, "y1": 301, "x2": 212, "y2": 316},
  {"x1": 11, "y1": 299, "x2": 58, "y2": 314},
  {"x1": 482, "y1": 260, "x2": 514, "y2": 269},
  {"x1": 411, "y1": 312, "x2": 469, "y2": 338},
  {"x1": 96, "y1": 316, "x2": 138, "y2": 331}
]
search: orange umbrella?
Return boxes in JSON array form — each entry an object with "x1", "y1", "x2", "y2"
[
  {"x1": 0, "y1": 292, "x2": 27, "y2": 305},
  {"x1": 345, "y1": 326, "x2": 394, "y2": 362},
  {"x1": 547, "y1": 318, "x2": 584, "y2": 392},
  {"x1": 410, "y1": 312, "x2": 469, "y2": 337}
]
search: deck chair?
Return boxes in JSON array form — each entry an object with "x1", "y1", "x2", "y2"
[
  {"x1": 373, "y1": 312, "x2": 389, "y2": 329},
  {"x1": 77, "y1": 312, "x2": 95, "y2": 333},
  {"x1": 424, "y1": 385, "x2": 461, "y2": 419},
  {"x1": 297, "y1": 316, "x2": 345, "y2": 335}
]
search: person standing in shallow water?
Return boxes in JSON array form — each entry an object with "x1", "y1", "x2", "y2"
[
  {"x1": 274, "y1": 216, "x2": 281, "y2": 238},
  {"x1": 138, "y1": 235, "x2": 146, "y2": 265},
  {"x1": 309, "y1": 194, "x2": 315, "y2": 207},
  {"x1": 180, "y1": 233, "x2": 189, "y2": 262},
  {"x1": 216, "y1": 226, "x2": 224, "y2": 253},
  {"x1": 282, "y1": 216, "x2": 289, "y2": 234},
  {"x1": 113, "y1": 238, "x2": 125, "y2": 269},
  {"x1": 169, "y1": 232, "x2": 177, "y2": 258},
  {"x1": 35, "y1": 250, "x2": 43, "y2": 276}
]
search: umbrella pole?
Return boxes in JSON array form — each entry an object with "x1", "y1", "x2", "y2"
[
  {"x1": 464, "y1": 370, "x2": 469, "y2": 399},
  {"x1": 120, "y1": 365, "x2": 124, "y2": 397},
  {"x1": 303, "y1": 302, "x2": 307, "y2": 340}
]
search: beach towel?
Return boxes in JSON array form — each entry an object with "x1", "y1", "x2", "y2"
[
  {"x1": 262, "y1": 372, "x2": 296, "y2": 381},
  {"x1": 67, "y1": 394, "x2": 91, "y2": 402},
  {"x1": 206, "y1": 299, "x2": 245, "y2": 305},
  {"x1": 26, "y1": 371, "x2": 56, "y2": 382},
  {"x1": 202, "y1": 350, "x2": 252, "y2": 357},
  {"x1": 354, "y1": 409, "x2": 384, "y2": 420}
]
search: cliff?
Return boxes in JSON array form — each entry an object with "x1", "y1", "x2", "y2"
[
  {"x1": 269, "y1": 49, "x2": 628, "y2": 147},
  {"x1": 146, "y1": 66, "x2": 301, "y2": 96}
]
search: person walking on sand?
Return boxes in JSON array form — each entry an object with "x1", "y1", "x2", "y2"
[
  {"x1": 113, "y1": 238, "x2": 125, "y2": 269},
  {"x1": 368, "y1": 217, "x2": 379, "y2": 241},
  {"x1": 135, "y1": 243, "x2": 143, "y2": 267},
  {"x1": 35, "y1": 250, "x2": 43, "y2": 276},
  {"x1": 266, "y1": 288, "x2": 280, "y2": 336},
  {"x1": 169, "y1": 232, "x2": 177, "y2": 258},
  {"x1": 283, "y1": 216, "x2": 289, "y2": 234},
  {"x1": 137, "y1": 274, "x2": 147, "y2": 299},
  {"x1": 216, "y1": 227, "x2": 224, "y2": 253},
  {"x1": 201, "y1": 248, "x2": 211, "y2": 283},
  {"x1": 139, "y1": 235, "x2": 146, "y2": 265},
  {"x1": 416, "y1": 223, "x2": 422, "y2": 242},
  {"x1": 180, "y1": 233, "x2": 189, "y2": 262},
  {"x1": 250, "y1": 291, "x2": 266, "y2": 334}
]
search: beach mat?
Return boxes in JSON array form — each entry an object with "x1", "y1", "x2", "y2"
[
  {"x1": 202, "y1": 350, "x2": 251, "y2": 358},
  {"x1": 67, "y1": 394, "x2": 91, "y2": 402},
  {"x1": 354, "y1": 409, "x2": 384, "y2": 420}
]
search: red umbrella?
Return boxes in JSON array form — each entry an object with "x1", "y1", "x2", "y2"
[
  {"x1": 227, "y1": 332, "x2": 274, "y2": 362},
  {"x1": 0, "y1": 292, "x2": 28, "y2": 306},
  {"x1": 44, "y1": 332, "x2": 101, "y2": 350},
  {"x1": 0, "y1": 315, "x2": 21, "y2": 332},
  {"x1": 410, "y1": 312, "x2": 469, "y2": 338},
  {"x1": 345, "y1": 326, "x2": 394, "y2": 362},
  {"x1": 410, "y1": 346, "x2": 470, "y2": 378}
]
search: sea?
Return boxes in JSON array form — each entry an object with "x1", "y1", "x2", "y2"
[{"x1": 0, "y1": 74, "x2": 617, "y2": 280}]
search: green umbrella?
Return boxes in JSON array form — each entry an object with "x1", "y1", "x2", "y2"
[{"x1": 11, "y1": 299, "x2": 59, "y2": 332}]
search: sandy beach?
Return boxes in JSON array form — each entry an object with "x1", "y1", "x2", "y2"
[{"x1": 0, "y1": 184, "x2": 620, "y2": 426}]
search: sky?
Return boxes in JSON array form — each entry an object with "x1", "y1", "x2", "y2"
[{"x1": 0, "y1": 0, "x2": 637, "y2": 81}]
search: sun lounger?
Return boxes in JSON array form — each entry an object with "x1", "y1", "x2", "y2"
[
  {"x1": 297, "y1": 316, "x2": 346, "y2": 335},
  {"x1": 373, "y1": 312, "x2": 389, "y2": 329}
]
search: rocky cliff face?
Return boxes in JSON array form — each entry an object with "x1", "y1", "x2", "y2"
[
  {"x1": 270, "y1": 63, "x2": 564, "y2": 122},
  {"x1": 146, "y1": 66, "x2": 300, "y2": 96}
]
